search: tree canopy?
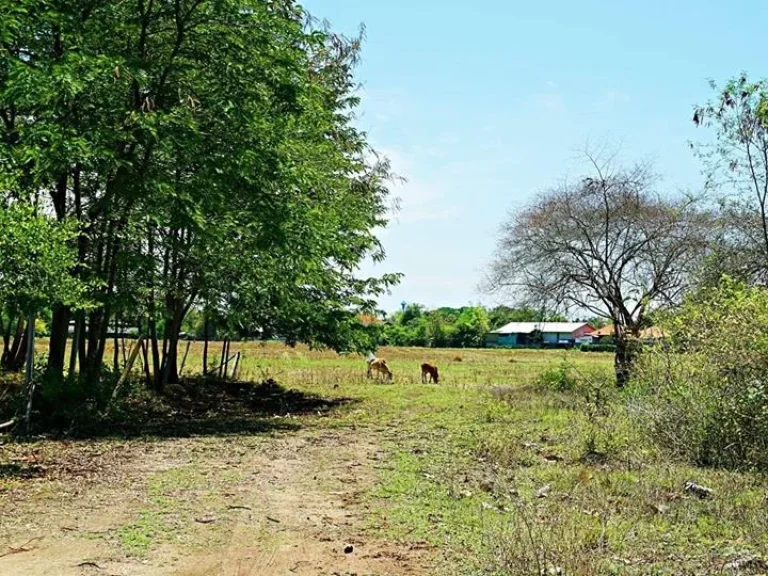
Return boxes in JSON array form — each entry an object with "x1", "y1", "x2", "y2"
[
  {"x1": 694, "y1": 75, "x2": 768, "y2": 286},
  {"x1": 378, "y1": 304, "x2": 563, "y2": 349},
  {"x1": 0, "y1": 1, "x2": 399, "y2": 390},
  {"x1": 485, "y1": 154, "x2": 711, "y2": 385}
]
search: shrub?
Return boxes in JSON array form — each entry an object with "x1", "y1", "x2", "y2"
[
  {"x1": 31, "y1": 358, "x2": 123, "y2": 432},
  {"x1": 535, "y1": 359, "x2": 579, "y2": 392},
  {"x1": 535, "y1": 360, "x2": 632, "y2": 461},
  {"x1": 579, "y1": 343, "x2": 616, "y2": 353},
  {"x1": 631, "y1": 278, "x2": 768, "y2": 470}
]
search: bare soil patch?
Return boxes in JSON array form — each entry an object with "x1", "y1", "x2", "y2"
[{"x1": 0, "y1": 416, "x2": 431, "y2": 575}]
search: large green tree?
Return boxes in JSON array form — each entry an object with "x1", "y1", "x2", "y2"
[{"x1": 0, "y1": 1, "x2": 398, "y2": 390}]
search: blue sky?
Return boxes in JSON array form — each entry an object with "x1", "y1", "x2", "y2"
[{"x1": 301, "y1": 0, "x2": 768, "y2": 313}]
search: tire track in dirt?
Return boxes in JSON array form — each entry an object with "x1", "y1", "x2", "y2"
[{"x1": 0, "y1": 429, "x2": 432, "y2": 575}]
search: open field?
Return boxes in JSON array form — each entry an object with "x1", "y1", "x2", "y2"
[
  {"x1": 29, "y1": 339, "x2": 610, "y2": 387},
  {"x1": 2, "y1": 344, "x2": 767, "y2": 575}
]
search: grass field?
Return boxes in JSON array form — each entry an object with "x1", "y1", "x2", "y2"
[
  {"x1": 2, "y1": 343, "x2": 768, "y2": 575},
  {"x1": 31, "y1": 338, "x2": 606, "y2": 386}
]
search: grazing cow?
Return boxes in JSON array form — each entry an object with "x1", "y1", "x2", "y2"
[
  {"x1": 367, "y1": 358, "x2": 393, "y2": 381},
  {"x1": 421, "y1": 363, "x2": 439, "y2": 384}
]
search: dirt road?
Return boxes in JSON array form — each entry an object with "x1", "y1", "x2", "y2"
[{"x1": 0, "y1": 427, "x2": 431, "y2": 575}]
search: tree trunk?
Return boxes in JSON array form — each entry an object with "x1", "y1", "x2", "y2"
[
  {"x1": 203, "y1": 318, "x2": 209, "y2": 375},
  {"x1": 10, "y1": 316, "x2": 29, "y2": 372},
  {"x1": 218, "y1": 339, "x2": 228, "y2": 379},
  {"x1": 84, "y1": 310, "x2": 100, "y2": 377},
  {"x1": 113, "y1": 316, "x2": 120, "y2": 373},
  {"x1": 148, "y1": 314, "x2": 161, "y2": 389},
  {"x1": 47, "y1": 304, "x2": 70, "y2": 382},
  {"x1": 614, "y1": 328, "x2": 639, "y2": 388},
  {"x1": 0, "y1": 313, "x2": 6, "y2": 365},
  {"x1": 141, "y1": 338, "x2": 152, "y2": 386},
  {"x1": 77, "y1": 315, "x2": 87, "y2": 375},
  {"x1": 46, "y1": 170, "x2": 69, "y2": 381},
  {"x1": 23, "y1": 311, "x2": 36, "y2": 435},
  {"x1": 84, "y1": 308, "x2": 110, "y2": 381},
  {"x1": 222, "y1": 340, "x2": 232, "y2": 380},
  {"x1": 4, "y1": 314, "x2": 25, "y2": 371},
  {"x1": 158, "y1": 306, "x2": 183, "y2": 391},
  {"x1": 93, "y1": 311, "x2": 110, "y2": 376},
  {"x1": 179, "y1": 340, "x2": 191, "y2": 377},
  {"x1": 68, "y1": 314, "x2": 81, "y2": 376},
  {"x1": 163, "y1": 332, "x2": 180, "y2": 386},
  {"x1": 1, "y1": 311, "x2": 10, "y2": 367}
]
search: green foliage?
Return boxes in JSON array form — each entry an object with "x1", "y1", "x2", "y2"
[
  {"x1": 693, "y1": 75, "x2": 768, "y2": 285},
  {"x1": 0, "y1": 204, "x2": 87, "y2": 312},
  {"x1": 36, "y1": 369, "x2": 119, "y2": 431},
  {"x1": 379, "y1": 304, "x2": 492, "y2": 348},
  {"x1": 579, "y1": 343, "x2": 617, "y2": 353},
  {"x1": 535, "y1": 359, "x2": 579, "y2": 392},
  {"x1": 488, "y1": 305, "x2": 566, "y2": 329},
  {"x1": 379, "y1": 304, "x2": 577, "y2": 349},
  {"x1": 34, "y1": 317, "x2": 49, "y2": 337},
  {"x1": 586, "y1": 316, "x2": 608, "y2": 329},
  {"x1": 0, "y1": 1, "x2": 400, "y2": 384},
  {"x1": 452, "y1": 307, "x2": 490, "y2": 348},
  {"x1": 633, "y1": 277, "x2": 768, "y2": 470}
]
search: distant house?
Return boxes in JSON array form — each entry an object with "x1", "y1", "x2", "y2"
[
  {"x1": 591, "y1": 325, "x2": 666, "y2": 342},
  {"x1": 590, "y1": 325, "x2": 614, "y2": 341},
  {"x1": 67, "y1": 321, "x2": 139, "y2": 339},
  {"x1": 485, "y1": 322, "x2": 595, "y2": 348},
  {"x1": 358, "y1": 314, "x2": 382, "y2": 326}
]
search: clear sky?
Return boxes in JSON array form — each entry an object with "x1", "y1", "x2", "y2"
[{"x1": 301, "y1": 0, "x2": 768, "y2": 314}]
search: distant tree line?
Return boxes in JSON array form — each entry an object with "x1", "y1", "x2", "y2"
[{"x1": 371, "y1": 304, "x2": 578, "y2": 349}]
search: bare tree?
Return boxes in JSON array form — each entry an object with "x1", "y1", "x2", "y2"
[{"x1": 484, "y1": 155, "x2": 710, "y2": 386}]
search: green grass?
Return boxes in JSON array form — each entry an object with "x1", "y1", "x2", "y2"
[
  {"x1": 241, "y1": 347, "x2": 765, "y2": 576},
  {"x1": 114, "y1": 463, "x2": 243, "y2": 556},
  {"x1": 24, "y1": 341, "x2": 768, "y2": 574},
  {"x1": 333, "y1": 377, "x2": 768, "y2": 575},
  {"x1": 116, "y1": 510, "x2": 167, "y2": 556}
]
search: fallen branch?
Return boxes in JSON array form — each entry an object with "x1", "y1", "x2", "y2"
[
  {"x1": 0, "y1": 536, "x2": 44, "y2": 558},
  {"x1": 226, "y1": 505, "x2": 252, "y2": 511},
  {"x1": 203, "y1": 352, "x2": 239, "y2": 377},
  {"x1": 0, "y1": 417, "x2": 17, "y2": 431}
]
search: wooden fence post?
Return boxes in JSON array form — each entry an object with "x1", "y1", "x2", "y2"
[
  {"x1": 111, "y1": 335, "x2": 145, "y2": 401},
  {"x1": 23, "y1": 311, "x2": 35, "y2": 435}
]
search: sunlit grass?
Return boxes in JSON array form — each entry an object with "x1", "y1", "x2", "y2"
[{"x1": 24, "y1": 340, "x2": 767, "y2": 574}]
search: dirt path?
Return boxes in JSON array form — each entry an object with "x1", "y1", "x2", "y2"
[{"x1": 0, "y1": 427, "x2": 431, "y2": 575}]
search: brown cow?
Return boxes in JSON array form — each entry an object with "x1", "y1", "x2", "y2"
[
  {"x1": 367, "y1": 358, "x2": 393, "y2": 381},
  {"x1": 421, "y1": 363, "x2": 439, "y2": 384}
]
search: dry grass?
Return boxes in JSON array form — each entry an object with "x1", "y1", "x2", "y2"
[
  {"x1": 8, "y1": 341, "x2": 768, "y2": 575},
  {"x1": 35, "y1": 338, "x2": 613, "y2": 388}
]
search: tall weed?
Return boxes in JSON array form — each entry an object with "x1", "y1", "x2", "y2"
[{"x1": 632, "y1": 279, "x2": 768, "y2": 470}]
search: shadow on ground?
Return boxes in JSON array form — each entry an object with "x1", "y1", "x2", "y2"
[
  {"x1": 0, "y1": 379, "x2": 356, "y2": 483},
  {"x1": 6, "y1": 378, "x2": 355, "y2": 440},
  {"x1": 156, "y1": 377, "x2": 353, "y2": 433},
  {"x1": 102, "y1": 377, "x2": 355, "y2": 438}
]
